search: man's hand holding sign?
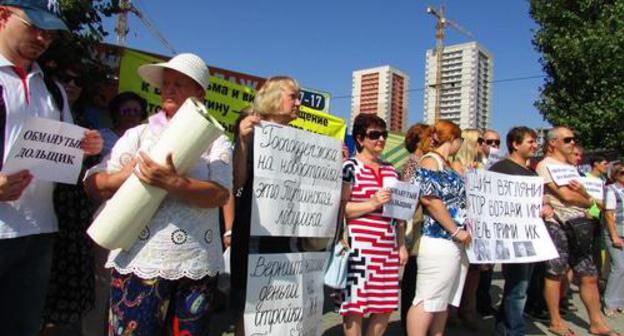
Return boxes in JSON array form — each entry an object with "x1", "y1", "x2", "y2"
[
  {"x1": 0, "y1": 170, "x2": 32, "y2": 202},
  {"x1": 1, "y1": 118, "x2": 103, "y2": 196},
  {"x1": 1, "y1": 117, "x2": 103, "y2": 185}
]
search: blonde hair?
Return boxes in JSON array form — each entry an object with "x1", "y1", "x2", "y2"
[
  {"x1": 452, "y1": 128, "x2": 481, "y2": 167},
  {"x1": 253, "y1": 76, "x2": 300, "y2": 116}
]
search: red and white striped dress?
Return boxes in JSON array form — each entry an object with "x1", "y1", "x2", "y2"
[{"x1": 340, "y1": 158, "x2": 400, "y2": 316}]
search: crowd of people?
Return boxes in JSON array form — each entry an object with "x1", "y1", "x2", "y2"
[{"x1": 1, "y1": 2, "x2": 623, "y2": 336}]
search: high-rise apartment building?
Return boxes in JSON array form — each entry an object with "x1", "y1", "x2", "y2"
[
  {"x1": 350, "y1": 65, "x2": 409, "y2": 133},
  {"x1": 423, "y1": 42, "x2": 493, "y2": 130}
]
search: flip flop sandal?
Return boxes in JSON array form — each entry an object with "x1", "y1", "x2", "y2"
[
  {"x1": 589, "y1": 330, "x2": 622, "y2": 336},
  {"x1": 548, "y1": 327, "x2": 576, "y2": 336}
]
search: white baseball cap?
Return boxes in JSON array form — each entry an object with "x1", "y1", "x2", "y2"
[{"x1": 137, "y1": 53, "x2": 210, "y2": 90}]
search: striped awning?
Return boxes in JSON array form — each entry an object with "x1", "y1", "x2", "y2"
[{"x1": 380, "y1": 131, "x2": 409, "y2": 170}]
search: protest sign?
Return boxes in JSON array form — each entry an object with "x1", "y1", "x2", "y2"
[
  {"x1": 580, "y1": 177, "x2": 605, "y2": 201},
  {"x1": 382, "y1": 178, "x2": 420, "y2": 221},
  {"x1": 546, "y1": 164, "x2": 582, "y2": 186},
  {"x1": 245, "y1": 252, "x2": 326, "y2": 336},
  {"x1": 118, "y1": 49, "x2": 346, "y2": 141},
  {"x1": 485, "y1": 147, "x2": 507, "y2": 169},
  {"x1": 465, "y1": 169, "x2": 558, "y2": 263},
  {"x1": 250, "y1": 121, "x2": 342, "y2": 238},
  {"x1": 2, "y1": 117, "x2": 85, "y2": 184}
]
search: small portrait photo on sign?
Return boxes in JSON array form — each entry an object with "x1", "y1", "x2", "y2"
[
  {"x1": 495, "y1": 240, "x2": 511, "y2": 260},
  {"x1": 513, "y1": 241, "x2": 536, "y2": 258},
  {"x1": 474, "y1": 239, "x2": 491, "y2": 261}
]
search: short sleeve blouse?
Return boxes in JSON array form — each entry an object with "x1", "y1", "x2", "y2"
[
  {"x1": 412, "y1": 155, "x2": 467, "y2": 240},
  {"x1": 85, "y1": 111, "x2": 233, "y2": 280}
]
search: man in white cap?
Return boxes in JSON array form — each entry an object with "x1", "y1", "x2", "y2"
[
  {"x1": 85, "y1": 53, "x2": 232, "y2": 335},
  {"x1": 0, "y1": 1, "x2": 102, "y2": 335}
]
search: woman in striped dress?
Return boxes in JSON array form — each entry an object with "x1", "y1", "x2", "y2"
[{"x1": 340, "y1": 113, "x2": 408, "y2": 336}]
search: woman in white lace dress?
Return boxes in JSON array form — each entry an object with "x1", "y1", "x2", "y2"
[{"x1": 84, "y1": 53, "x2": 232, "y2": 336}]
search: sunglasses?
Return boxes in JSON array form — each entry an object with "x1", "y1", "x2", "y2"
[
  {"x1": 366, "y1": 130, "x2": 388, "y2": 140},
  {"x1": 9, "y1": 10, "x2": 57, "y2": 39},
  {"x1": 485, "y1": 139, "x2": 501, "y2": 146},
  {"x1": 57, "y1": 72, "x2": 86, "y2": 87},
  {"x1": 477, "y1": 137, "x2": 484, "y2": 145},
  {"x1": 562, "y1": 136, "x2": 576, "y2": 144}
]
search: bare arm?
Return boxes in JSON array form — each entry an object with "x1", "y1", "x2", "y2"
[
  {"x1": 419, "y1": 156, "x2": 471, "y2": 246},
  {"x1": 604, "y1": 210, "x2": 624, "y2": 248},
  {"x1": 545, "y1": 181, "x2": 593, "y2": 208},
  {"x1": 233, "y1": 115, "x2": 261, "y2": 191},
  {"x1": 135, "y1": 152, "x2": 229, "y2": 208},
  {"x1": 420, "y1": 196, "x2": 461, "y2": 234},
  {"x1": 221, "y1": 193, "x2": 235, "y2": 248},
  {"x1": 345, "y1": 188, "x2": 390, "y2": 219},
  {"x1": 0, "y1": 170, "x2": 32, "y2": 202},
  {"x1": 450, "y1": 161, "x2": 465, "y2": 175},
  {"x1": 396, "y1": 220, "x2": 406, "y2": 247},
  {"x1": 83, "y1": 159, "x2": 135, "y2": 201},
  {"x1": 233, "y1": 137, "x2": 251, "y2": 192}
]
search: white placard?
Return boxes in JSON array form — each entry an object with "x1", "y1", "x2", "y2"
[
  {"x1": 465, "y1": 169, "x2": 558, "y2": 263},
  {"x1": 2, "y1": 117, "x2": 86, "y2": 184},
  {"x1": 546, "y1": 164, "x2": 582, "y2": 186},
  {"x1": 251, "y1": 121, "x2": 342, "y2": 238},
  {"x1": 580, "y1": 177, "x2": 604, "y2": 201},
  {"x1": 382, "y1": 178, "x2": 420, "y2": 221},
  {"x1": 485, "y1": 147, "x2": 507, "y2": 169},
  {"x1": 245, "y1": 252, "x2": 326, "y2": 336}
]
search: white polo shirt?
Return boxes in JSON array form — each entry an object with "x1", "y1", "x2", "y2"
[{"x1": 0, "y1": 53, "x2": 72, "y2": 239}]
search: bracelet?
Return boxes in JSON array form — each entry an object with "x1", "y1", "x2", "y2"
[
  {"x1": 451, "y1": 227, "x2": 462, "y2": 238},
  {"x1": 223, "y1": 230, "x2": 232, "y2": 237}
]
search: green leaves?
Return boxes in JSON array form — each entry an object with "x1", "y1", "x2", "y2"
[
  {"x1": 531, "y1": 0, "x2": 624, "y2": 149},
  {"x1": 39, "y1": 1, "x2": 119, "y2": 108}
]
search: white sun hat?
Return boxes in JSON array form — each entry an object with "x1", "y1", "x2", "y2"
[{"x1": 137, "y1": 53, "x2": 210, "y2": 90}]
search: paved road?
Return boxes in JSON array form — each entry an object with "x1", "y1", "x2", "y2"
[{"x1": 211, "y1": 268, "x2": 624, "y2": 336}]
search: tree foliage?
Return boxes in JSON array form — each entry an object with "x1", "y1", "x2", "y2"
[
  {"x1": 530, "y1": 0, "x2": 624, "y2": 149},
  {"x1": 40, "y1": 0, "x2": 119, "y2": 104}
]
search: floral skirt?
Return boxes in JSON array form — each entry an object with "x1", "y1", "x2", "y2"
[{"x1": 109, "y1": 270, "x2": 217, "y2": 336}]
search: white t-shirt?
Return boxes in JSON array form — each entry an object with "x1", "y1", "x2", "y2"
[
  {"x1": 86, "y1": 111, "x2": 232, "y2": 280},
  {"x1": 0, "y1": 55, "x2": 72, "y2": 239},
  {"x1": 535, "y1": 156, "x2": 586, "y2": 223}
]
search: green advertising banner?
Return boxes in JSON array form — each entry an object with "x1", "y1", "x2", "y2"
[{"x1": 118, "y1": 49, "x2": 346, "y2": 141}]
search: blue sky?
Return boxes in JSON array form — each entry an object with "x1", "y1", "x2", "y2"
[{"x1": 102, "y1": 0, "x2": 550, "y2": 134}]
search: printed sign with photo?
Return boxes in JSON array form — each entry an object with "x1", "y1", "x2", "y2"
[{"x1": 465, "y1": 169, "x2": 559, "y2": 263}]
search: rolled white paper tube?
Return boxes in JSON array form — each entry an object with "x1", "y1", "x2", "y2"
[{"x1": 87, "y1": 98, "x2": 225, "y2": 250}]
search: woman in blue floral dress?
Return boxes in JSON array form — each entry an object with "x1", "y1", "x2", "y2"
[{"x1": 405, "y1": 120, "x2": 472, "y2": 336}]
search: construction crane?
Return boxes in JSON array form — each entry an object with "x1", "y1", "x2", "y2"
[
  {"x1": 114, "y1": 0, "x2": 177, "y2": 55},
  {"x1": 426, "y1": 6, "x2": 473, "y2": 122}
]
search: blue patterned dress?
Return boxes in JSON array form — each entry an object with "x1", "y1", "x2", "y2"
[{"x1": 413, "y1": 167, "x2": 467, "y2": 239}]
